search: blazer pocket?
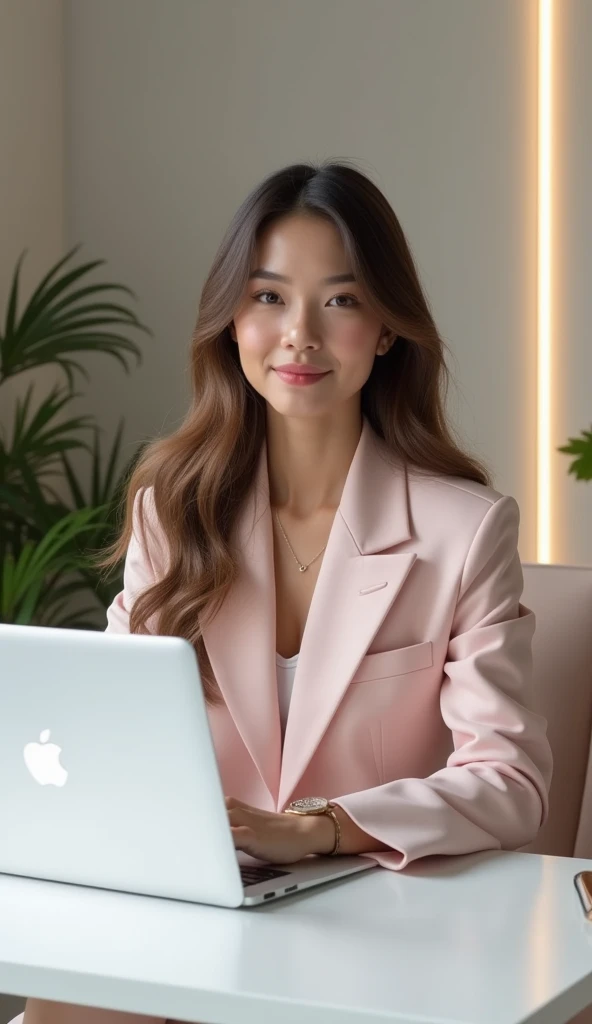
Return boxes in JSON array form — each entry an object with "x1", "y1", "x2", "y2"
[{"x1": 351, "y1": 640, "x2": 433, "y2": 684}]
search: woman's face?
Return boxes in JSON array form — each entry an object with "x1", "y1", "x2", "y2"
[{"x1": 231, "y1": 213, "x2": 394, "y2": 418}]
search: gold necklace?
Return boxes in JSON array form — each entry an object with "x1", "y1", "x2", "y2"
[{"x1": 273, "y1": 508, "x2": 328, "y2": 573}]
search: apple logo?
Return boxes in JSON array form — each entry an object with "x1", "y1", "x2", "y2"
[{"x1": 23, "y1": 729, "x2": 68, "y2": 787}]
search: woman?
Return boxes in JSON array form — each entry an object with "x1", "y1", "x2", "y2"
[{"x1": 22, "y1": 160, "x2": 553, "y2": 1024}]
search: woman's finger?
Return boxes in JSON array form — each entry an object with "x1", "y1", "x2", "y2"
[
  {"x1": 225, "y1": 795, "x2": 247, "y2": 809},
  {"x1": 230, "y1": 824, "x2": 254, "y2": 845}
]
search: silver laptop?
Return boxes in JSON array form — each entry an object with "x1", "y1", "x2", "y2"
[{"x1": 0, "y1": 623, "x2": 376, "y2": 906}]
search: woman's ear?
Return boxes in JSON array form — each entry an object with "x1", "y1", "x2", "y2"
[{"x1": 377, "y1": 329, "x2": 397, "y2": 356}]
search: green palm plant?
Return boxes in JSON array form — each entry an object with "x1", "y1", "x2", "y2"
[
  {"x1": 558, "y1": 427, "x2": 592, "y2": 482},
  {"x1": 0, "y1": 245, "x2": 153, "y2": 627}
]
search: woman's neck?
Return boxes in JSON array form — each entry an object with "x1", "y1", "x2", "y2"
[{"x1": 265, "y1": 410, "x2": 363, "y2": 518}]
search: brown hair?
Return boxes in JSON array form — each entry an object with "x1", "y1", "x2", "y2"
[{"x1": 94, "y1": 159, "x2": 492, "y2": 706}]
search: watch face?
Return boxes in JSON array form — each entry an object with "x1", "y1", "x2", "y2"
[{"x1": 290, "y1": 796, "x2": 328, "y2": 813}]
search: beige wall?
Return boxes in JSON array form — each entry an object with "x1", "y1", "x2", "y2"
[
  {"x1": 0, "y1": 0, "x2": 65, "y2": 306},
  {"x1": 553, "y1": 0, "x2": 592, "y2": 565},
  {"x1": 63, "y1": 0, "x2": 544, "y2": 557},
  {"x1": 5, "y1": 0, "x2": 590, "y2": 567},
  {"x1": 0, "y1": 0, "x2": 65, "y2": 518},
  {"x1": 2, "y1": 0, "x2": 590, "y2": 558}
]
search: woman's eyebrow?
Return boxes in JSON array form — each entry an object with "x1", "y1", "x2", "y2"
[{"x1": 248, "y1": 268, "x2": 356, "y2": 285}]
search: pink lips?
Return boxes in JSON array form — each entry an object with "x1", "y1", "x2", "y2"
[
  {"x1": 274, "y1": 364, "x2": 329, "y2": 375},
  {"x1": 274, "y1": 368, "x2": 330, "y2": 386}
]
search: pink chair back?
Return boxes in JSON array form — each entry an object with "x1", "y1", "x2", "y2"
[{"x1": 520, "y1": 563, "x2": 592, "y2": 857}]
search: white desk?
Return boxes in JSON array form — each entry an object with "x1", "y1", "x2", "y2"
[{"x1": 1, "y1": 849, "x2": 592, "y2": 1024}]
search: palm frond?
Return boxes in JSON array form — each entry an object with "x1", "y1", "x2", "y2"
[
  {"x1": 0, "y1": 506, "x2": 108, "y2": 624},
  {"x1": 0, "y1": 246, "x2": 152, "y2": 388},
  {"x1": 0, "y1": 246, "x2": 156, "y2": 628},
  {"x1": 7, "y1": 382, "x2": 94, "y2": 474}
]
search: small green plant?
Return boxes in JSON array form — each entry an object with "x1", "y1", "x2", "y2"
[
  {"x1": 0, "y1": 245, "x2": 153, "y2": 626},
  {"x1": 558, "y1": 427, "x2": 592, "y2": 482}
]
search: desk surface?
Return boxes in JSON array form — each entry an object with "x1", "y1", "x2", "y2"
[{"x1": 1, "y1": 849, "x2": 592, "y2": 1024}]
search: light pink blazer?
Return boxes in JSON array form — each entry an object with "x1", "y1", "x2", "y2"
[{"x1": 105, "y1": 415, "x2": 553, "y2": 871}]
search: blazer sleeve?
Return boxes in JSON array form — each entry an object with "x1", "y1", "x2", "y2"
[
  {"x1": 332, "y1": 494, "x2": 554, "y2": 871},
  {"x1": 104, "y1": 486, "x2": 161, "y2": 634}
]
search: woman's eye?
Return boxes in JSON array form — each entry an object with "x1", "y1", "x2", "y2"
[{"x1": 252, "y1": 291, "x2": 358, "y2": 307}]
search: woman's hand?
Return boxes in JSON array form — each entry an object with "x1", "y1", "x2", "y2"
[{"x1": 226, "y1": 796, "x2": 335, "y2": 864}]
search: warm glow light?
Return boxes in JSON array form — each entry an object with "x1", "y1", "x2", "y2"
[{"x1": 538, "y1": 0, "x2": 553, "y2": 563}]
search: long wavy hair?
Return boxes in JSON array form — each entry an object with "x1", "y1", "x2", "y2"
[{"x1": 94, "y1": 159, "x2": 492, "y2": 706}]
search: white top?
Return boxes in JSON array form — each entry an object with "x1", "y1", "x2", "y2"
[
  {"x1": 2, "y1": 850, "x2": 592, "y2": 1023},
  {"x1": 275, "y1": 650, "x2": 299, "y2": 742}
]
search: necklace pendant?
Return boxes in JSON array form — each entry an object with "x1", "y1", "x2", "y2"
[{"x1": 299, "y1": 564, "x2": 307, "y2": 572}]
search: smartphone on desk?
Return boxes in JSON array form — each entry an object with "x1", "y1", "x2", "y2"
[{"x1": 574, "y1": 872, "x2": 592, "y2": 920}]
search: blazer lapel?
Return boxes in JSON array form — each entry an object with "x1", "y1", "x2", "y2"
[{"x1": 199, "y1": 416, "x2": 416, "y2": 810}]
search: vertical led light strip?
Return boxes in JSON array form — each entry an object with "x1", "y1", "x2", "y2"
[{"x1": 538, "y1": 0, "x2": 553, "y2": 563}]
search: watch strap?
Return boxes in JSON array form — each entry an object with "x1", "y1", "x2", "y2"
[{"x1": 325, "y1": 803, "x2": 341, "y2": 856}]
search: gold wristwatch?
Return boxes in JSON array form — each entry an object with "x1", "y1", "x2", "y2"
[{"x1": 284, "y1": 796, "x2": 341, "y2": 855}]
